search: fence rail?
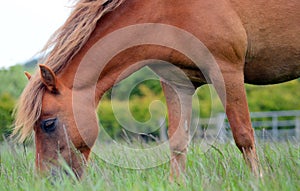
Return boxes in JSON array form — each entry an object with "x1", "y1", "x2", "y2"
[
  {"x1": 192, "y1": 110, "x2": 300, "y2": 142},
  {"x1": 159, "y1": 110, "x2": 300, "y2": 142}
]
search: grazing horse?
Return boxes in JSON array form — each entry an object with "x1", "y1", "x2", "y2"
[{"x1": 13, "y1": 0, "x2": 299, "y2": 179}]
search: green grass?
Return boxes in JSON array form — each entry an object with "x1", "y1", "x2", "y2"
[{"x1": 0, "y1": 140, "x2": 299, "y2": 191}]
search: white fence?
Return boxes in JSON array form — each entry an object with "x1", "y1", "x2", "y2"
[
  {"x1": 193, "y1": 110, "x2": 300, "y2": 142},
  {"x1": 160, "y1": 110, "x2": 300, "y2": 142}
]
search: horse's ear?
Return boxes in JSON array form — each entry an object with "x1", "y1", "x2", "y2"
[
  {"x1": 39, "y1": 64, "x2": 58, "y2": 93},
  {"x1": 24, "y1": 71, "x2": 31, "y2": 80}
]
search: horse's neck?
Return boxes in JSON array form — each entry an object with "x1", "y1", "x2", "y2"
[
  {"x1": 58, "y1": 0, "x2": 163, "y2": 103},
  {"x1": 57, "y1": 0, "x2": 210, "y2": 100}
]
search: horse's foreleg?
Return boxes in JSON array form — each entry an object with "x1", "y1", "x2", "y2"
[
  {"x1": 161, "y1": 81, "x2": 193, "y2": 181},
  {"x1": 212, "y1": 63, "x2": 261, "y2": 176}
]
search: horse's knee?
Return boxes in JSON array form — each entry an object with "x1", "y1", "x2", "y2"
[
  {"x1": 171, "y1": 147, "x2": 188, "y2": 157},
  {"x1": 234, "y1": 127, "x2": 255, "y2": 152},
  {"x1": 170, "y1": 139, "x2": 188, "y2": 156}
]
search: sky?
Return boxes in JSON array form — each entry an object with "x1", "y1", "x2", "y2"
[{"x1": 0, "y1": 0, "x2": 72, "y2": 68}]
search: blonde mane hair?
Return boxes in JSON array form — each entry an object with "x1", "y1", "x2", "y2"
[{"x1": 13, "y1": 0, "x2": 126, "y2": 142}]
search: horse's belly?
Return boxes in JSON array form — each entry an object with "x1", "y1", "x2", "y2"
[
  {"x1": 244, "y1": 31, "x2": 300, "y2": 85},
  {"x1": 244, "y1": 59, "x2": 300, "y2": 85}
]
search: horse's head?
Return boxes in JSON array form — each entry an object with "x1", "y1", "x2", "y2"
[{"x1": 31, "y1": 65, "x2": 98, "y2": 178}]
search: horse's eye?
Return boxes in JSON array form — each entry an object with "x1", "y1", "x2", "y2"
[{"x1": 41, "y1": 118, "x2": 58, "y2": 133}]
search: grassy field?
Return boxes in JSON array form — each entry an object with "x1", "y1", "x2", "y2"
[{"x1": 0, "y1": 140, "x2": 299, "y2": 191}]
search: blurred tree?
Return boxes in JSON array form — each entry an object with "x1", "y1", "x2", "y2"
[
  {"x1": 98, "y1": 84, "x2": 165, "y2": 139},
  {"x1": 24, "y1": 58, "x2": 38, "y2": 69},
  {"x1": 246, "y1": 80, "x2": 300, "y2": 112},
  {"x1": 0, "y1": 93, "x2": 15, "y2": 141},
  {"x1": 110, "y1": 67, "x2": 162, "y2": 100},
  {"x1": 0, "y1": 65, "x2": 29, "y2": 99}
]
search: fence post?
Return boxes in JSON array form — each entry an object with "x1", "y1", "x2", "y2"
[
  {"x1": 272, "y1": 115, "x2": 278, "y2": 141},
  {"x1": 296, "y1": 117, "x2": 300, "y2": 140},
  {"x1": 216, "y1": 113, "x2": 226, "y2": 143},
  {"x1": 159, "y1": 118, "x2": 168, "y2": 141}
]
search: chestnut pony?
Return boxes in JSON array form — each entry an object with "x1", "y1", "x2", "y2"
[{"x1": 13, "y1": 0, "x2": 299, "y2": 179}]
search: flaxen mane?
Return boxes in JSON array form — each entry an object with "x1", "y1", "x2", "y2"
[{"x1": 13, "y1": 0, "x2": 126, "y2": 142}]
